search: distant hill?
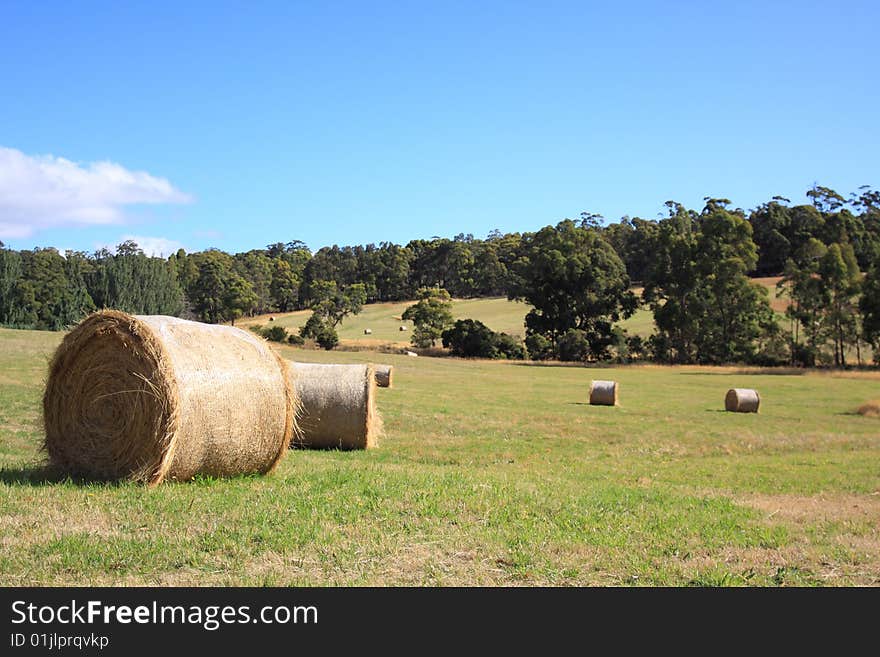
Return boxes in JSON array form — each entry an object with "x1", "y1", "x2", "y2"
[{"x1": 240, "y1": 277, "x2": 789, "y2": 346}]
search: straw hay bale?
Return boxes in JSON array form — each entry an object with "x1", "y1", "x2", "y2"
[
  {"x1": 856, "y1": 400, "x2": 880, "y2": 418},
  {"x1": 589, "y1": 380, "x2": 618, "y2": 406},
  {"x1": 289, "y1": 362, "x2": 382, "y2": 449},
  {"x1": 374, "y1": 365, "x2": 393, "y2": 388},
  {"x1": 364, "y1": 328, "x2": 372, "y2": 335},
  {"x1": 725, "y1": 388, "x2": 760, "y2": 413},
  {"x1": 42, "y1": 310, "x2": 295, "y2": 486},
  {"x1": 399, "y1": 325, "x2": 407, "y2": 331}
]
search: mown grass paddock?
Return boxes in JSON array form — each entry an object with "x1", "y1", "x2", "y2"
[{"x1": 1, "y1": 327, "x2": 878, "y2": 586}]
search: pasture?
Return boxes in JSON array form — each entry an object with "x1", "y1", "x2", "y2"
[
  {"x1": 1, "y1": 324, "x2": 878, "y2": 586},
  {"x1": 245, "y1": 296, "x2": 657, "y2": 345},
  {"x1": 240, "y1": 278, "x2": 787, "y2": 348}
]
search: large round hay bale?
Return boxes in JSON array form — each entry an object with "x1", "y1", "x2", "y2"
[
  {"x1": 857, "y1": 400, "x2": 880, "y2": 418},
  {"x1": 374, "y1": 365, "x2": 393, "y2": 388},
  {"x1": 589, "y1": 380, "x2": 618, "y2": 406},
  {"x1": 289, "y1": 362, "x2": 381, "y2": 449},
  {"x1": 43, "y1": 310, "x2": 296, "y2": 486},
  {"x1": 725, "y1": 388, "x2": 760, "y2": 413}
]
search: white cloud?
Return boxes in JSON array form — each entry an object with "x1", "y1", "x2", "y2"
[
  {"x1": 96, "y1": 235, "x2": 187, "y2": 258},
  {"x1": 0, "y1": 146, "x2": 192, "y2": 239}
]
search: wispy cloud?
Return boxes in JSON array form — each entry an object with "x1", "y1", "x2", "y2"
[
  {"x1": 0, "y1": 146, "x2": 192, "y2": 239},
  {"x1": 96, "y1": 235, "x2": 187, "y2": 258}
]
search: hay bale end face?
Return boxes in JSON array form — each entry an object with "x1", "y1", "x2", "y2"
[
  {"x1": 725, "y1": 388, "x2": 760, "y2": 413},
  {"x1": 289, "y1": 362, "x2": 382, "y2": 449},
  {"x1": 374, "y1": 364, "x2": 393, "y2": 388},
  {"x1": 42, "y1": 310, "x2": 295, "y2": 485},
  {"x1": 589, "y1": 380, "x2": 618, "y2": 406}
]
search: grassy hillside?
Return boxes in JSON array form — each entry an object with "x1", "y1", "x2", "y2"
[
  {"x1": 241, "y1": 278, "x2": 786, "y2": 346},
  {"x1": 1, "y1": 326, "x2": 878, "y2": 585}
]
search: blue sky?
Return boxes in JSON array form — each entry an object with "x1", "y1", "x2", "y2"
[{"x1": 1, "y1": 1, "x2": 878, "y2": 256}]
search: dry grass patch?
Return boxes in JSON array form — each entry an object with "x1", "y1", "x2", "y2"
[{"x1": 739, "y1": 492, "x2": 880, "y2": 524}]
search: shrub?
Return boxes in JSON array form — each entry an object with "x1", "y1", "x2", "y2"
[
  {"x1": 493, "y1": 332, "x2": 526, "y2": 360},
  {"x1": 299, "y1": 312, "x2": 327, "y2": 339},
  {"x1": 441, "y1": 319, "x2": 526, "y2": 360},
  {"x1": 261, "y1": 324, "x2": 288, "y2": 342},
  {"x1": 525, "y1": 333, "x2": 554, "y2": 360},
  {"x1": 287, "y1": 333, "x2": 305, "y2": 346},
  {"x1": 316, "y1": 326, "x2": 339, "y2": 350},
  {"x1": 557, "y1": 329, "x2": 590, "y2": 362},
  {"x1": 625, "y1": 334, "x2": 646, "y2": 362},
  {"x1": 442, "y1": 319, "x2": 497, "y2": 358}
]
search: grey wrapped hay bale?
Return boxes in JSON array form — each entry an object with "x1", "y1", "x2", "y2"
[
  {"x1": 725, "y1": 388, "x2": 760, "y2": 413},
  {"x1": 42, "y1": 310, "x2": 296, "y2": 486},
  {"x1": 288, "y1": 362, "x2": 382, "y2": 449},
  {"x1": 589, "y1": 380, "x2": 618, "y2": 406},
  {"x1": 374, "y1": 365, "x2": 393, "y2": 388}
]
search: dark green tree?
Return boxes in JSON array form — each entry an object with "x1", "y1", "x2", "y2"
[
  {"x1": 818, "y1": 242, "x2": 861, "y2": 366},
  {"x1": 644, "y1": 202, "x2": 777, "y2": 364},
  {"x1": 269, "y1": 259, "x2": 301, "y2": 311},
  {"x1": 511, "y1": 219, "x2": 636, "y2": 360},
  {"x1": 308, "y1": 280, "x2": 366, "y2": 327},
  {"x1": 402, "y1": 287, "x2": 455, "y2": 348},
  {"x1": 860, "y1": 266, "x2": 880, "y2": 363},
  {"x1": 441, "y1": 319, "x2": 498, "y2": 358}
]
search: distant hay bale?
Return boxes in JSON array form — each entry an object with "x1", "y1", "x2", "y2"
[
  {"x1": 588, "y1": 380, "x2": 618, "y2": 406},
  {"x1": 42, "y1": 310, "x2": 295, "y2": 486},
  {"x1": 399, "y1": 325, "x2": 407, "y2": 331},
  {"x1": 374, "y1": 365, "x2": 393, "y2": 388},
  {"x1": 288, "y1": 362, "x2": 382, "y2": 449},
  {"x1": 406, "y1": 350, "x2": 418, "y2": 357},
  {"x1": 364, "y1": 328, "x2": 372, "y2": 335},
  {"x1": 725, "y1": 388, "x2": 760, "y2": 413},
  {"x1": 856, "y1": 400, "x2": 880, "y2": 418}
]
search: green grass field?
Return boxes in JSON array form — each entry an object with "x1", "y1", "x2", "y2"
[{"x1": 1, "y1": 324, "x2": 878, "y2": 586}]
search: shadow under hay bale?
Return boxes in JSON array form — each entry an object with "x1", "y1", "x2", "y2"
[
  {"x1": 42, "y1": 310, "x2": 296, "y2": 486},
  {"x1": 589, "y1": 380, "x2": 618, "y2": 406},
  {"x1": 288, "y1": 362, "x2": 382, "y2": 449},
  {"x1": 374, "y1": 365, "x2": 393, "y2": 388},
  {"x1": 725, "y1": 388, "x2": 760, "y2": 413}
]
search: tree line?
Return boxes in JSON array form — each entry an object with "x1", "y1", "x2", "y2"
[{"x1": 1, "y1": 184, "x2": 879, "y2": 365}]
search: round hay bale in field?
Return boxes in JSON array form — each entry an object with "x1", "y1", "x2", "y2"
[
  {"x1": 725, "y1": 388, "x2": 760, "y2": 413},
  {"x1": 589, "y1": 380, "x2": 618, "y2": 406},
  {"x1": 374, "y1": 364, "x2": 393, "y2": 388},
  {"x1": 43, "y1": 310, "x2": 296, "y2": 486},
  {"x1": 856, "y1": 400, "x2": 880, "y2": 418},
  {"x1": 364, "y1": 328, "x2": 372, "y2": 335},
  {"x1": 288, "y1": 362, "x2": 382, "y2": 449},
  {"x1": 399, "y1": 325, "x2": 407, "y2": 331}
]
